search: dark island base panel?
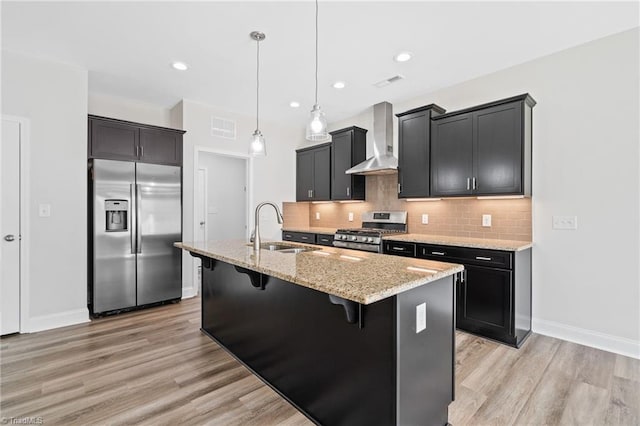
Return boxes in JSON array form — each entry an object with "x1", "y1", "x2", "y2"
[{"x1": 198, "y1": 257, "x2": 454, "y2": 426}]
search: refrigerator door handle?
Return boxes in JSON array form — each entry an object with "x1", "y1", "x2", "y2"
[
  {"x1": 130, "y1": 183, "x2": 136, "y2": 254},
  {"x1": 136, "y1": 184, "x2": 142, "y2": 253}
]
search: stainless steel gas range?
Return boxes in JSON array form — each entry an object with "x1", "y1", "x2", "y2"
[{"x1": 333, "y1": 211, "x2": 407, "y2": 253}]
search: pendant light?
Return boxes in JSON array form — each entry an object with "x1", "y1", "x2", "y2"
[
  {"x1": 249, "y1": 31, "x2": 266, "y2": 156},
  {"x1": 305, "y1": 0, "x2": 331, "y2": 143}
]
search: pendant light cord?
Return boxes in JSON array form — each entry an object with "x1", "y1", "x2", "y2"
[
  {"x1": 256, "y1": 37, "x2": 260, "y2": 130},
  {"x1": 314, "y1": 0, "x2": 319, "y2": 105}
]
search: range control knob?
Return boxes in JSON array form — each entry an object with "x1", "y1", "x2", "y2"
[
  {"x1": 367, "y1": 237, "x2": 374, "y2": 243},
  {"x1": 350, "y1": 236, "x2": 357, "y2": 241}
]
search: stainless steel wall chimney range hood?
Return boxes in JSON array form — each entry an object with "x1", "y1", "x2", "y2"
[{"x1": 345, "y1": 102, "x2": 397, "y2": 175}]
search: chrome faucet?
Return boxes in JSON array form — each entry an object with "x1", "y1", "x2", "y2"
[{"x1": 252, "y1": 202, "x2": 284, "y2": 251}]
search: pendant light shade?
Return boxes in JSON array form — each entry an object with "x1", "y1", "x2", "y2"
[
  {"x1": 249, "y1": 31, "x2": 267, "y2": 156},
  {"x1": 305, "y1": 0, "x2": 331, "y2": 143}
]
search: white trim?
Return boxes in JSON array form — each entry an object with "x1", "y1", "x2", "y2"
[
  {"x1": 182, "y1": 286, "x2": 198, "y2": 299},
  {"x1": 1, "y1": 115, "x2": 31, "y2": 334},
  {"x1": 24, "y1": 308, "x2": 90, "y2": 333},
  {"x1": 532, "y1": 317, "x2": 640, "y2": 359},
  {"x1": 189, "y1": 146, "x2": 253, "y2": 296}
]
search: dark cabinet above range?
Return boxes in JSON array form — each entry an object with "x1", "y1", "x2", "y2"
[
  {"x1": 430, "y1": 94, "x2": 535, "y2": 197},
  {"x1": 296, "y1": 142, "x2": 331, "y2": 201},
  {"x1": 89, "y1": 115, "x2": 185, "y2": 166},
  {"x1": 396, "y1": 104, "x2": 446, "y2": 198},
  {"x1": 330, "y1": 126, "x2": 367, "y2": 201}
]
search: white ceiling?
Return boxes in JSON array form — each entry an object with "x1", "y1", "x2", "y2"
[{"x1": 2, "y1": 1, "x2": 638, "y2": 124}]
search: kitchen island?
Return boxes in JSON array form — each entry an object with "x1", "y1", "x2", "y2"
[{"x1": 176, "y1": 240, "x2": 464, "y2": 426}]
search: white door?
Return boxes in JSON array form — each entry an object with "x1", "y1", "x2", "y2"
[
  {"x1": 1, "y1": 119, "x2": 22, "y2": 334},
  {"x1": 198, "y1": 153, "x2": 247, "y2": 241}
]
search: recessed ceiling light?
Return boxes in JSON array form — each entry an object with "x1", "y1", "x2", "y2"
[
  {"x1": 171, "y1": 62, "x2": 188, "y2": 71},
  {"x1": 332, "y1": 81, "x2": 346, "y2": 89},
  {"x1": 290, "y1": 101, "x2": 300, "y2": 108},
  {"x1": 393, "y1": 52, "x2": 413, "y2": 63}
]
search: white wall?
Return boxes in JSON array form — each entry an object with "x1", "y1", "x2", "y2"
[
  {"x1": 176, "y1": 99, "x2": 301, "y2": 297},
  {"x1": 1, "y1": 50, "x2": 89, "y2": 331},
  {"x1": 330, "y1": 28, "x2": 640, "y2": 358},
  {"x1": 89, "y1": 92, "x2": 172, "y2": 128}
]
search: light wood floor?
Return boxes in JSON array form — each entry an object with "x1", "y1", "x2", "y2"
[{"x1": 1, "y1": 297, "x2": 638, "y2": 425}]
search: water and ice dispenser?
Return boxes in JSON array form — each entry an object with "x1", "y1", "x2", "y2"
[{"x1": 105, "y1": 200, "x2": 128, "y2": 232}]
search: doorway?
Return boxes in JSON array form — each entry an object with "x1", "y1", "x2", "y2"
[
  {"x1": 1, "y1": 116, "x2": 30, "y2": 335},
  {"x1": 192, "y1": 148, "x2": 251, "y2": 294}
]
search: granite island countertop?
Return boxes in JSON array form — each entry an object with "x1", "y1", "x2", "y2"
[
  {"x1": 175, "y1": 240, "x2": 463, "y2": 305},
  {"x1": 382, "y1": 234, "x2": 532, "y2": 251}
]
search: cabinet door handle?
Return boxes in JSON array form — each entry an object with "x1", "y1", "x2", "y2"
[
  {"x1": 301, "y1": 236, "x2": 309, "y2": 240},
  {"x1": 466, "y1": 178, "x2": 470, "y2": 190},
  {"x1": 397, "y1": 183, "x2": 402, "y2": 194},
  {"x1": 140, "y1": 145, "x2": 144, "y2": 158},
  {"x1": 310, "y1": 189, "x2": 314, "y2": 198},
  {"x1": 392, "y1": 246, "x2": 405, "y2": 251},
  {"x1": 472, "y1": 177, "x2": 477, "y2": 190},
  {"x1": 431, "y1": 251, "x2": 446, "y2": 256},
  {"x1": 475, "y1": 256, "x2": 492, "y2": 261},
  {"x1": 346, "y1": 187, "x2": 350, "y2": 197}
]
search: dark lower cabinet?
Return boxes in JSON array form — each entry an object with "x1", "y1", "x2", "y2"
[
  {"x1": 282, "y1": 231, "x2": 316, "y2": 244},
  {"x1": 459, "y1": 265, "x2": 512, "y2": 339},
  {"x1": 194, "y1": 256, "x2": 455, "y2": 426},
  {"x1": 384, "y1": 240, "x2": 532, "y2": 347},
  {"x1": 315, "y1": 233, "x2": 334, "y2": 246}
]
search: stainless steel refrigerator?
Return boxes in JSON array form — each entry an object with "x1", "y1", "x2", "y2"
[{"x1": 89, "y1": 159, "x2": 182, "y2": 315}]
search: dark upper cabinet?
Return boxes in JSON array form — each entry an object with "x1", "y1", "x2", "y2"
[
  {"x1": 90, "y1": 119, "x2": 139, "y2": 162},
  {"x1": 89, "y1": 115, "x2": 185, "y2": 166},
  {"x1": 430, "y1": 94, "x2": 535, "y2": 197},
  {"x1": 330, "y1": 127, "x2": 367, "y2": 201},
  {"x1": 139, "y1": 128, "x2": 183, "y2": 166},
  {"x1": 296, "y1": 142, "x2": 331, "y2": 201},
  {"x1": 396, "y1": 105, "x2": 445, "y2": 198}
]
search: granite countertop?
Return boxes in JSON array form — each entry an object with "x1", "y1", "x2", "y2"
[
  {"x1": 383, "y1": 234, "x2": 532, "y2": 252},
  {"x1": 282, "y1": 227, "x2": 337, "y2": 235},
  {"x1": 175, "y1": 240, "x2": 463, "y2": 305}
]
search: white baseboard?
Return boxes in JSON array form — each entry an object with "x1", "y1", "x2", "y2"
[
  {"x1": 533, "y1": 317, "x2": 640, "y2": 359},
  {"x1": 182, "y1": 286, "x2": 198, "y2": 299},
  {"x1": 25, "y1": 308, "x2": 90, "y2": 333}
]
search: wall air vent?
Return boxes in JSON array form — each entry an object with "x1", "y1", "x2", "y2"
[
  {"x1": 211, "y1": 116, "x2": 236, "y2": 139},
  {"x1": 374, "y1": 75, "x2": 405, "y2": 88}
]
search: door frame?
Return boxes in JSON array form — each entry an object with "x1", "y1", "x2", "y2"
[
  {"x1": 192, "y1": 146, "x2": 252, "y2": 296},
  {"x1": 1, "y1": 115, "x2": 31, "y2": 333}
]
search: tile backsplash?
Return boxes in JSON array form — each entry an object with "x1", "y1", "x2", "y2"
[{"x1": 283, "y1": 174, "x2": 532, "y2": 241}]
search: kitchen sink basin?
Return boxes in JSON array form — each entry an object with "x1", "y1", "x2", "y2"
[{"x1": 250, "y1": 242, "x2": 320, "y2": 253}]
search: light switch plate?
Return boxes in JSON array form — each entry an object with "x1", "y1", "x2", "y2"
[
  {"x1": 482, "y1": 214, "x2": 492, "y2": 227},
  {"x1": 553, "y1": 215, "x2": 578, "y2": 230},
  {"x1": 421, "y1": 214, "x2": 429, "y2": 224},
  {"x1": 416, "y1": 303, "x2": 426, "y2": 333},
  {"x1": 39, "y1": 204, "x2": 51, "y2": 217},
  {"x1": 315, "y1": 212, "x2": 320, "y2": 220},
  {"x1": 348, "y1": 212, "x2": 354, "y2": 222}
]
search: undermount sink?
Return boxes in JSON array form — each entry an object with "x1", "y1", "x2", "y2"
[{"x1": 251, "y1": 242, "x2": 319, "y2": 254}]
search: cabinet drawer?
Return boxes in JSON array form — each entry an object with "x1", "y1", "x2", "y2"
[
  {"x1": 282, "y1": 231, "x2": 316, "y2": 244},
  {"x1": 316, "y1": 234, "x2": 335, "y2": 247},
  {"x1": 417, "y1": 244, "x2": 512, "y2": 269},
  {"x1": 382, "y1": 241, "x2": 416, "y2": 257}
]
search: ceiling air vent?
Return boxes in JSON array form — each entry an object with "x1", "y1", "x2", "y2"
[
  {"x1": 374, "y1": 75, "x2": 405, "y2": 88},
  {"x1": 211, "y1": 116, "x2": 236, "y2": 139}
]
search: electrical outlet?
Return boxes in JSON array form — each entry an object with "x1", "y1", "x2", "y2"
[
  {"x1": 416, "y1": 303, "x2": 426, "y2": 333},
  {"x1": 482, "y1": 214, "x2": 492, "y2": 227},
  {"x1": 553, "y1": 215, "x2": 578, "y2": 230},
  {"x1": 348, "y1": 212, "x2": 354, "y2": 222},
  {"x1": 421, "y1": 214, "x2": 429, "y2": 224},
  {"x1": 39, "y1": 204, "x2": 51, "y2": 217},
  {"x1": 315, "y1": 212, "x2": 320, "y2": 220}
]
